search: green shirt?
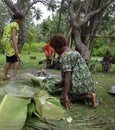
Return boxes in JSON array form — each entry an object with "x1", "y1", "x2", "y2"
[
  {"x1": 1, "y1": 22, "x2": 19, "y2": 56},
  {"x1": 60, "y1": 50, "x2": 95, "y2": 95}
]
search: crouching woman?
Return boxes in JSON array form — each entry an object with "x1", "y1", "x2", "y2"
[{"x1": 49, "y1": 34, "x2": 98, "y2": 109}]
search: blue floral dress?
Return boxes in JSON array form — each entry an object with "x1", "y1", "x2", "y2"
[{"x1": 59, "y1": 50, "x2": 96, "y2": 96}]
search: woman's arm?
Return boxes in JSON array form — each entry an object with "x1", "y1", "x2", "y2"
[{"x1": 63, "y1": 71, "x2": 72, "y2": 109}]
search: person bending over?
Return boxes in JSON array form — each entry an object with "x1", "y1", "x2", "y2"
[{"x1": 49, "y1": 34, "x2": 97, "y2": 109}]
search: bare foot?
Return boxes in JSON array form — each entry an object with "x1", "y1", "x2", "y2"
[
  {"x1": 3, "y1": 77, "x2": 10, "y2": 81},
  {"x1": 91, "y1": 93, "x2": 96, "y2": 108}
]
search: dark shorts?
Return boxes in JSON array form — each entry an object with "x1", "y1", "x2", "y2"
[{"x1": 6, "y1": 55, "x2": 20, "y2": 63}]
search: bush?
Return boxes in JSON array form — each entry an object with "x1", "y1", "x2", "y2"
[
  {"x1": 22, "y1": 42, "x2": 46, "y2": 52},
  {"x1": 91, "y1": 38, "x2": 109, "y2": 56},
  {"x1": 111, "y1": 44, "x2": 115, "y2": 55},
  {"x1": 92, "y1": 45, "x2": 108, "y2": 56}
]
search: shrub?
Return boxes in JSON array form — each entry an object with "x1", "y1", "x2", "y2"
[
  {"x1": 91, "y1": 38, "x2": 109, "y2": 56},
  {"x1": 92, "y1": 45, "x2": 108, "y2": 56},
  {"x1": 22, "y1": 42, "x2": 46, "y2": 52}
]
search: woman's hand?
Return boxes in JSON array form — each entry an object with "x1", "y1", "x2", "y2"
[{"x1": 63, "y1": 94, "x2": 71, "y2": 109}]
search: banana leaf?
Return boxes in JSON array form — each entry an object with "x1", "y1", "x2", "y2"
[
  {"x1": 0, "y1": 95, "x2": 30, "y2": 130},
  {"x1": 0, "y1": 83, "x2": 38, "y2": 98},
  {"x1": 44, "y1": 84, "x2": 63, "y2": 95},
  {"x1": 47, "y1": 98, "x2": 63, "y2": 108},
  {"x1": 33, "y1": 91, "x2": 65, "y2": 120},
  {"x1": 27, "y1": 101, "x2": 35, "y2": 118},
  {"x1": 31, "y1": 77, "x2": 43, "y2": 87},
  {"x1": 31, "y1": 77, "x2": 62, "y2": 95},
  {"x1": 0, "y1": 87, "x2": 6, "y2": 96}
]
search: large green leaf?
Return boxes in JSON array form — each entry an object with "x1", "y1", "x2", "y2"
[
  {"x1": 0, "y1": 95, "x2": 30, "y2": 130},
  {"x1": 33, "y1": 91, "x2": 65, "y2": 120},
  {"x1": 0, "y1": 82, "x2": 38, "y2": 98}
]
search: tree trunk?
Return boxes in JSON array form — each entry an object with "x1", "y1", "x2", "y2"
[
  {"x1": 3, "y1": 0, "x2": 26, "y2": 50},
  {"x1": 3, "y1": 0, "x2": 55, "y2": 50},
  {"x1": 68, "y1": 0, "x2": 113, "y2": 61},
  {"x1": 18, "y1": 21, "x2": 26, "y2": 52},
  {"x1": 56, "y1": 0, "x2": 64, "y2": 33},
  {"x1": 73, "y1": 30, "x2": 90, "y2": 61}
]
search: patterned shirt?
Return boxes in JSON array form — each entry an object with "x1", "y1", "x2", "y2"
[
  {"x1": 1, "y1": 22, "x2": 19, "y2": 56},
  {"x1": 59, "y1": 50, "x2": 95, "y2": 95}
]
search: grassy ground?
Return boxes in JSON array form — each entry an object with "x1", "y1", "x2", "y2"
[
  {"x1": 0, "y1": 52, "x2": 115, "y2": 130},
  {"x1": 0, "y1": 51, "x2": 46, "y2": 69},
  {"x1": 22, "y1": 72, "x2": 115, "y2": 130}
]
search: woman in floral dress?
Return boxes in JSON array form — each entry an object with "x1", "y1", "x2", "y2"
[{"x1": 49, "y1": 34, "x2": 97, "y2": 109}]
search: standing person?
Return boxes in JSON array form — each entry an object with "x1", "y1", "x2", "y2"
[
  {"x1": 102, "y1": 49, "x2": 112, "y2": 72},
  {"x1": 1, "y1": 13, "x2": 23, "y2": 80},
  {"x1": 45, "y1": 43, "x2": 54, "y2": 68},
  {"x1": 49, "y1": 34, "x2": 97, "y2": 109}
]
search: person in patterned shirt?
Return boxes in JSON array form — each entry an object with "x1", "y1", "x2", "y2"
[
  {"x1": 49, "y1": 34, "x2": 97, "y2": 109},
  {"x1": 1, "y1": 13, "x2": 23, "y2": 80}
]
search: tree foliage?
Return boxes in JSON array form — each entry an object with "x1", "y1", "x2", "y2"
[
  {"x1": 2, "y1": 0, "x2": 58, "y2": 47},
  {"x1": 37, "y1": 13, "x2": 68, "y2": 42},
  {"x1": 67, "y1": 0, "x2": 114, "y2": 60},
  {"x1": 1, "y1": 0, "x2": 114, "y2": 58},
  {"x1": 91, "y1": 2, "x2": 115, "y2": 56},
  {"x1": 0, "y1": 1, "x2": 9, "y2": 38}
]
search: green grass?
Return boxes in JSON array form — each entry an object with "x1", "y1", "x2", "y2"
[
  {"x1": 0, "y1": 52, "x2": 115, "y2": 71},
  {"x1": 0, "y1": 52, "x2": 115, "y2": 130},
  {"x1": 90, "y1": 56, "x2": 103, "y2": 61},
  {"x1": 0, "y1": 51, "x2": 46, "y2": 69},
  {"x1": 19, "y1": 51, "x2": 46, "y2": 69}
]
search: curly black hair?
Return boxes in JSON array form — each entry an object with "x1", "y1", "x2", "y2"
[
  {"x1": 49, "y1": 34, "x2": 67, "y2": 49},
  {"x1": 12, "y1": 13, "x2": 23, "y2": 20}
]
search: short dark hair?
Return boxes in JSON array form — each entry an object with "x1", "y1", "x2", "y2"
[
  {"x1": 12, "y1": 13, "x2": 23, "y2": 20},
  {"x1": 49, "y1": 34, "x2": 67, "y2": 49}
]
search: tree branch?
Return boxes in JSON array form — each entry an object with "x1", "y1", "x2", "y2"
[
  {"x1": 24, "y1": 0, "x2": 50, "y2": 15},
  {"x1": 0, "y1": 25, "x2": 3, "y2": 32},
  {"x1": 68, "y1": 0, "x2": 79, "y2": 29},
  {"x1": 68, "y1": 0, "x2": 113, "y2": 29},
  {"x1": 79, "y1": 0, "x2": 113, "y2": 27},
  {"x1": 3, "y1": 0, "x2": 18, "y2": 13}
]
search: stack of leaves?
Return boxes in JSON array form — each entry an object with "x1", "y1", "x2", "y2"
[{"x1": 31, "y1": 77, "x2": 63, "y2": 95}]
